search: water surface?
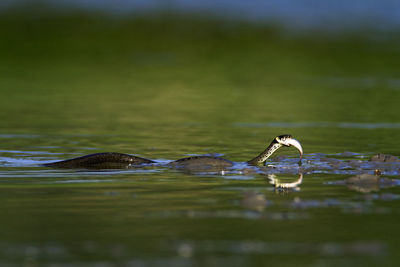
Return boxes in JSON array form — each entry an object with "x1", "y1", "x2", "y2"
[{"x1": 1, "y1": 11, "x2": 400, "y2": 266}]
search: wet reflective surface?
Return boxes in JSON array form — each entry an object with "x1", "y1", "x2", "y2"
[
  {"x1": 1, "y1": 10, "x2": 400, "y2": 266},
  {"x1": 1, "y1": 129, "x2": 400, "y2": 266}
]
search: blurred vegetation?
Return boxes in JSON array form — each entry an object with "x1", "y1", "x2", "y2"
[{"x1": 0, "y1": 7, "x2": 400, "y2": 133}]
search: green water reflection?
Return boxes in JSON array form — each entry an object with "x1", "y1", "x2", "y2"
[{"x1": 0, "y1": 10, "x2": 400, "y2": 266}]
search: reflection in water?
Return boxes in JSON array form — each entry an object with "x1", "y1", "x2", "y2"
[
  {"x1": 2, "y1": 7, "x2": 400, "y2": 264},
  {"x1": 370, "y1": 153, "x2": 400, "y2": 162},
  {"x1": 241, "y1": 191, "x2": 268, "y2": 211},
  {"x1": 0, "y1": 148, "x2": 399, "y2": 265},
  {"x1": 266, "y1": 173, "x2": 303, "y2": 190},
  {"x1": 298, "y1": 153, "x2": 400, "y2": 176},
  {"x1": 328, "y1": 173, "x2": 400, "y2": 193}
]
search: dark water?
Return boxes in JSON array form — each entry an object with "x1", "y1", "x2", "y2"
[
  {"x1": 1, "y1": 11, "x2": 400, "y2": 266},
  {"x1": 1, "y1": 127, "x2": 400, "y2": 266}
]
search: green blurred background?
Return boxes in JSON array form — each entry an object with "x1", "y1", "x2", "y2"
[
  {"x1": 1, "y1": 2, "x2": 400, "y2": 266},
  {"x1": 1, "y1": 1, "x2": 400, "y2": 135}
]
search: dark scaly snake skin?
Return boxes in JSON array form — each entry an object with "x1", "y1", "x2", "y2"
[{"x1": 43, "y1": 152, "x2": 154, "y2": 168}]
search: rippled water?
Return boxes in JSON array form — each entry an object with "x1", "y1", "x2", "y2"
[
  {"x1": 1, "y1": 127, "x2": 400, "y2": 266},
  {"x1": 1, "y1": 11, "x2": 400, "y2": 266}
]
